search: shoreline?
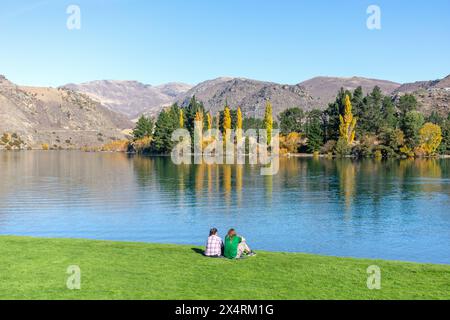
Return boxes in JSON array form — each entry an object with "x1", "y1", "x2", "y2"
[{"x1": 1, "y1": 149, "x2": 450, "y2": 159}]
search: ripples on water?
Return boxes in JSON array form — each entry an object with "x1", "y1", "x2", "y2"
[{"x1": 0, "y1": 151, "x2": 449, "y2": 264}]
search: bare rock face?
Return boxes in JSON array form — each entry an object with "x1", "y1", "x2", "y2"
[
  {"x1": 63, "y1": 80, "x2": 192, "y2": 119},
  {"x1": 393, "y1": 74, "x2": 450, "y2": 116},
  {"x1": 0, "y1": 76, "x2": 133, "y2": 149}
]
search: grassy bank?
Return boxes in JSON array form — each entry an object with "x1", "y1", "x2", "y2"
[{"x1": 0, "y1": 236, "x2": 449, "y2": 300}]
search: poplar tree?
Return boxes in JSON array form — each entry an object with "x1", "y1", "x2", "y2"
[
  {"x1": 339, "y1": 95, "x2": 357, "y2": 144},
  {"x1": 235, "y1": 106, "x2": 243, "y2": 146},
  {"x1": 179, "y1": 109, "x2": 184, "y2": 128},
  {"x1": 206, "y1": 112, "x2": 212, "y2": 130},
  {"x1": 223, "y1": 105, "x2": 232, "y2": 145},
  {"x1": 264, "y1": 101, "x2": 273, "y2": 145}
]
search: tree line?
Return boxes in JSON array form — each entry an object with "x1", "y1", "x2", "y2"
[
  {"x1": 277, "y1": 86, "x2": 449, "y2": 157},
  {"x1": 131, "y1": 96, "x2": 277, "y2": 154},
  {"x1": 131, "y1": 87, "x2": 450, "y2": 158}
]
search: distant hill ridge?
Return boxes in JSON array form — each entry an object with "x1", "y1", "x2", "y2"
[
  {"x1": 63, "y1": 80, "x2": 192, "y2": 118},
  {"x1": 0, "y1": 75, "x2": 133, "y2": 149},
  {"x1": 2, "y1": 73, "x2": 449, "y2": 150},
  {"x1": 63, "y1": 75, "x2": 406, "y2": 119}
]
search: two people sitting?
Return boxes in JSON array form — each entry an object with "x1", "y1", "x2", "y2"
[{"x1": 205, "y1": 228, "x2": 255, "y2": 259}]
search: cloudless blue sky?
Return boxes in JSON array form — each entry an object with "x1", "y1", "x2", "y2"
[{"x1": 0, "y1": 0, "x2": 449, "y2": 87}]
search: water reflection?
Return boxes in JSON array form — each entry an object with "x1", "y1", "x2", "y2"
[{"x1": 0, "y1": 152, "x2": 449, "y2": 264}]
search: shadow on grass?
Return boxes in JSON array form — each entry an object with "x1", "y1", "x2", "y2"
[{"x1": 191, "y1": 248, "x2": 205, "y2": 256}]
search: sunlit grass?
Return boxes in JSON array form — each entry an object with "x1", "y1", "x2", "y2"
[{"x1": 0, "y1": 236, "x2": 449, "y2": 300}]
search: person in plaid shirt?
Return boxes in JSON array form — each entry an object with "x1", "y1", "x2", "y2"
[{"x1": 204, "y1": 228, "x2": 223, "y2": 257}]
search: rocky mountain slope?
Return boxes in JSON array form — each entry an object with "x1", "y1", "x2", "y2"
[
  {"x1": 299, "y1": 76, "x2": 401, "y2": 107},
  {"x1": 176, "y1": 77, "x2": 315, "y2": 118},
  {"x1": 175, "y1": 76, "x2": 401, "y2": 117},
  {"x1": 63, "y1": 80, "x2": 192, "y2": 118},
  {"x1": 393, "y1": 75, "x2": 450, "y2": 115},
  {"x1": 0, "y1": 75, "x2": 133, "y2": 149}
]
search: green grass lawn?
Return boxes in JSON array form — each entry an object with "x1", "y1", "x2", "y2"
[{"x1": 0, "y1": 236, "x2": 449, "y2": 300}]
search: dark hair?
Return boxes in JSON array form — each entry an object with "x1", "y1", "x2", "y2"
[
  {"x1": 227, "y1": 228, "x2": 236, "y2": 239},
  {"x1": 209, "y1": 228, "x2": 218, "y2": 236}
]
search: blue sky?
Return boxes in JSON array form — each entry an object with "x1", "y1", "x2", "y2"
[{"x1": 0, "y1": 0, "x2": 449, "y2": 87}]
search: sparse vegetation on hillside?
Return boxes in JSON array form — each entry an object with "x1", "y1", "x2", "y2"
[{"x1": 0, "y1": 132, "x2": 26, "y2": 150}]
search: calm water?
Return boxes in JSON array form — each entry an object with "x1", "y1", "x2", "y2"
[{"x1": 0, "y1": 151, "x2": 449, "y2": 264}]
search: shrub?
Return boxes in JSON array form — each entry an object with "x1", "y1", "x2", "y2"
[
  {"x1": 351, "y1": 135, "x2": 377, "y2": 158},
  {"x1": 320, "y1": 140, "x2": 336, "y2": 154},
  {"x1": 131, "y1": 136, "x2": 153, "y2": 154},
  {"x1": 101, "y1": 140, "x2": 130, "y2": 152},
  {"x1": 334, "y1": 138, "x2": 350, "y2": 157},
  {"x1": 418, "y1": 123, "x2": 442, "y2": 156},
  {"x1": 279, "y1": 132, "x2": 304, "y2": 154}
]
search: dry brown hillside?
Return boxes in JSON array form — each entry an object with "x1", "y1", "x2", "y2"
[{"x1": 0, "y1": 75, "x2": 133, "y2": 150}]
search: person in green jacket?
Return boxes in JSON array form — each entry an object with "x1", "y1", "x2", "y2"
[{"x1": 224, "y1": 229, "x2": 255, "y2": 259}]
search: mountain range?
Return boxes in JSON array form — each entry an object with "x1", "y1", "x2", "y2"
[
  {"x1": 63, "y1": 80, "x2": 192, "y2": 118},
  {"x1": 1, "y1": 73, "x2": 449, "y2": 149},
  {"x1": 63, "y1": 76, "x2": 403, "y2": 119}
]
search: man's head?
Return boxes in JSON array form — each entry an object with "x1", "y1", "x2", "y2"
[
  {"x1": 227, "y1": 228, "x2": 236, "y2": 238},
  {"x1": 209, "y1": 228, "x2": 218, "y2": 236}
]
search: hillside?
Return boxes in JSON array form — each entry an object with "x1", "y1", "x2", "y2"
[
  {"x1": 175, "y1": 76, "x2": 402, "y2": 117},
  {"x1": 0, "y1": 75, "x2": 133, "y2": 150},
  {"x1": 176, "y1": 77, "x2": 316, "y2": 118},
  {"x1": 299, "y1": 76, "x2": 401, "y2": 106},
  {"x1": 63, "y1": 80, "x2": 192, "y2": 118},
  {"x1": 393, "y1": 75, "x2": 450, "y2": 115}
]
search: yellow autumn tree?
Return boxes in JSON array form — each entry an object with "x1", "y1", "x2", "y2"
[
  {"x1": 223, "y1": 106, "x2": 232, "y2": 145},
  {"x1": 203, "y1": 112, "x2": 215, "y2": 149},
  {"x1": 339, "y1": 95, "x2": 357, "y2": 144},
  {"x1": 236, "y1": 106, "x2": 243, "y2": 143},
  {"x1": 179, "y1": 109, "x2": 184, "y2": 128},
  {"x1": 264, "y1": 101, "x2": 273, "y2": 145},
  {"x1": 206, "y1": 112, "x2": 212, "y2": 130},
  {"x1": 419, "y1": 122, "x2": 442, "y2": 156},
  {"x1": 195, "y1": 111, "x2": 203, "y2": 123},
  {"x1": 194, "y1": 111, "x2": 204, "y2": 152}
]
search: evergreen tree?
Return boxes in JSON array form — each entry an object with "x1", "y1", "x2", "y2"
[
  {"x1": 184, "y1": 96, "x2": 205, "y2": 138},
  {"x1": 133, "y1": 116, "x2": 154, "y2": 140},
  {"x1": 151, "y1": 104, "x2": 180, "y2": 154},
  {"x1": 426, "y1": 111, "x2": 444, "y2": 126},
  {"x1": 324, "y1": 88, "x2": 352, "y2": 141},
  {"x1": 401, "y1": 111, "x2": 425, "y2": 148},
  {"x1": 363, "y1": 86, "x2": 384, "y2": 134},
  {"x1": 439, "y1": 113, "x2": 450, "y2": 154},
  {"x1": 305, "y1": 109, "x2": 324, "y2": 152},
  {"x1": 278, "y1": 107, "x2": 304, "y2": 135},
  {"x1": 398, "y1": 94, "x2": 418, "y2": 116},
  {"x1": 381, "y1": 96, "x2": 397, "y2": 129}
]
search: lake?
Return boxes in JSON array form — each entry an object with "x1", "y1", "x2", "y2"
[{"x1": 0, "y1": 151, "x2": 449, "y2": 264}]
